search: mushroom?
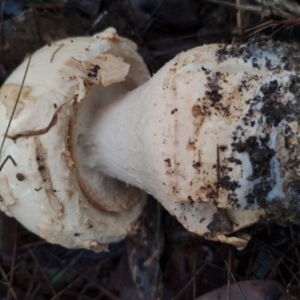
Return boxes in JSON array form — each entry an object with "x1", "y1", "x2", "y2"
[
  {"x1": 0, "y1": 28, "x2": 149, "y2": 251},
  {"x1": 1, "y1": 30, "x2": 300, "y2": 250}
]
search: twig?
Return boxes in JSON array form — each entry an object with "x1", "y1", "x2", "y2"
[
  {"x1": 289, "y1": 225, "x2": 300, "y2": 276},
  {"x1": 208, "y1": 0, "x2": 270, "y2": 15},
  {"x1": 51, "y1": 251, "x2": 84, "y2": 284},
  {"x1": 171, "y1": 264, "x2": 206, "y2": 300},
  {"x1": 7, "y1": 224, "x2": 17, "y2": 300},
  {"x1": 83, "y1": 274, "x2": 119, "y2": 300},
  {"x1": 266, "y1": 242, "x2": 296, "y2": 280},
  {"x1": 0, "y1": 155, "x2": 17, "y2": 172},
  {"x1": 18, "y1": 241, "x2": 46, "y2": 249},
  {"x1": 156, "y1": 201, "x2": 162, "y2": 250},
  {"x1": 126, "y1": 0, "x2": 144, "y2": 44},
  {"x1": 236, "y1": 0, "x2": 242, "y2": 35},
  {"x1": 0, "y1": 265, "x2": 18, "y2": 300},
  {"x1": 0, "y1": 0, "x2": 6, "y2": 71},
  {"x1": 141, "y1": 0, "x2": 164, "y2": 35},
  {"x1": 224, "y1": 259, "x2": 247, "y2": 300},
  {"x1": 226, "y1": 247, "x2": 232, "y2": 300},
  {"x1": 28, "y1": 248, "x2": 58, "y2": 299},
  {"x1": 25, "y1": 263, "x2": 39, "y2": 300},
  {"x1": 49, "y1": 248, "x2": 125, "y2": 300},
  {"x1": 50, "y1": 44, "x2": 64, "y2": 63},
  {"x1": 27, "y1": 282, "x2": 42, "y2": 300},
  {"x1": 22, "y1": 3, "x2": 65, "y2": 9},
  {"x1": 245, "y1": 238, "x2": 257, "y2": 279}
]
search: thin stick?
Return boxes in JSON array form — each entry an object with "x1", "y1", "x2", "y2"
[
  {"x1": 0, "y1": 0, "x2": 6, "y2": 71},
  {"x1": 171, "y1": 265, "x2": 206, "y2": 300},
  {"x1": 0, "y1": 56, "x2": 32, "y2": 160},
  {"x1": 226, "y1": 247, "x2": 232, "y2": 300},
  {"x1": 50, "y1": 44, "x2": 64, "y2": 63},
  {"x1": 49, "y1": 248, "x2": 125, "y2": 300},
  {"x1": 126, "y1": 0, "x2": 144, "y2": 44},
  {"x1": 141, "y1": 0, "x2": 164, "y2": 35},
  {"x1": 0, "y1": 265, "x2": 18, "y2": 300},
  {"x1": 216, "y1": 144, "x2": 220, "y2": 199},
  {"x1": 260, "y1": 0, "x2": 265, "y2": 21},
  {"x1": 224, "y1": 259, "x2": 247, "y2": 300},
  {"x1": 236, "y1": 0, "x2": 242, "y2": 35},
  {"x1": 0, "y1": 155, "x2": 17, "y2": 172},
  {"x1": 156, "y1": 201, "x2": 161, "y2": 250},
  {"x1": 266, "y1": 242, "x2": 296, "y2": 280},
  {"x1": 24, "y1": 263, "x2": 39, "y2": 300},
  {"x1": 289, "y1": 224, "x2": 300, "y2": 271},
  {"x1": 27, "y1": 282, "x2": 42, "y2": 300},
  {"x1": 28, "y1": 248, "x2": 58, "y2": 299},
  {"x1": 193, "y1": 241, "x2": 198, "y2": 300},
  {"x1": 7, "y1": 224, "x2": 18, "y2": 300},
  {"x1": 244, "y1": 19, "x2": 273, "y2": 32},
  {"x1": 83, "y1": 274, "x2": 119, "y2": 300}
]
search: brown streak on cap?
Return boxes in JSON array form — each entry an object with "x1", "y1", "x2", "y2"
[{"x1": 35, "y1": 137, "x2": 63, "y2": 216}]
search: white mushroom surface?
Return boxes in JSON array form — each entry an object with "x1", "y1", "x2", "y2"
[
  {"x1": 1, "y1": 31, "x2": 300, "y2": 250},
  {"x1": 86, "y1": 36, "x2": 300, "y2": 247},
  {"x1": 0, "y1": 28, "x2": 149, "y2": 251}
]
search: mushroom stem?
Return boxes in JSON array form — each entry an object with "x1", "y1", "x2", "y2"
[
  {"x1": 85, "y1": 48, "x2": 266, "y2": 242},
  {"x1": 89, "y1": 70, "x2": 169, "y2": 197}
]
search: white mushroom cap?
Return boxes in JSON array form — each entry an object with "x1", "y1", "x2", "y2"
[{"x1": 0, "y1": 28, "x2": 149, "y2": 251}]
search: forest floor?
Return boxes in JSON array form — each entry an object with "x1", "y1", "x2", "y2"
[{"x1": 1, "y1": 0, "x2": 300, "y2": 299}]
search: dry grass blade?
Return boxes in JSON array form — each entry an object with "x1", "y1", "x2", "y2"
[
  {"x1": 226, "y1": 247, "x2": 232, "y2": 300},
  {"x1": 27, "y1": 282, "x2": 42, "y2": 300},
  {"x1": 266, "y1": 242, "x2": 296, "y2": 280},
  {"x1": 49, "y1": 248, "x2": 125, "y2": 300},
  {"x1": 140, "y1": 0, "x2": 164, "y2": 35},
  {"x1": 224, "y1": 260, "x2": 247, "y2": 300},
  {"x1": 245, "y1": 17, "x2": 300, "y2": 37},
  {"x1": 50, "y1": 44, "x2": 64, "y2": 63},
  {"x1": 18, "y1": 241, "x2": 46, "y2": 249},
  {"x1": 207, "y1": 0, "x2": 271, "y2": 15},
  {"x1": 0, "y1": 0, "x2": 5, "y2": 70},
  {"x1": 51, "y1": 251, "x2": 84, "y2": 284},
  {"x1": 28, "y1": 248, "x2": 58, "y2": 299},
  {"x1": 256, "y1": 0, "x2": 300, "y2": 18},
  {"x1": 0, "y1": 155, "x2": 16, "y2": 172},
  {"x1": 171, "y1": 264, "x2": 206, "y2": 300},
  {"x1": 24, "y1": 263, "x2": 39, "y2": 300},
  {"x1": 83, "y1": 274, "x2": 119, "y2": 300},
  {"x1": 21, "y1": 3, "x2": 65, "y2": 10},
  {"x1": 208, "y1": 0, "x2": 300, "y2": 19},
  {"x1": 209, "y1": 0, "x2": 300, "y2": 38},
  {"x1": 126, "y1": 0, "x2": 143, "y2": 43},
  {"x1": 0, "y1": 264, "x2": 18, "y2": 300},
  {"x1": 7, "y1": 224, "x2": 17, "y2": 300},
  {"x1": 289, "y1": 225, "x2": 300, "y2": 280}
]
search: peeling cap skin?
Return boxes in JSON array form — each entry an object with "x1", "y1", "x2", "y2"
[
  {"x1": 0, "y1": 28, "x2": 149, "y2": 251},
  {"x1": 88, "y1": 36, "x2": 300, "y2": 247}
]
